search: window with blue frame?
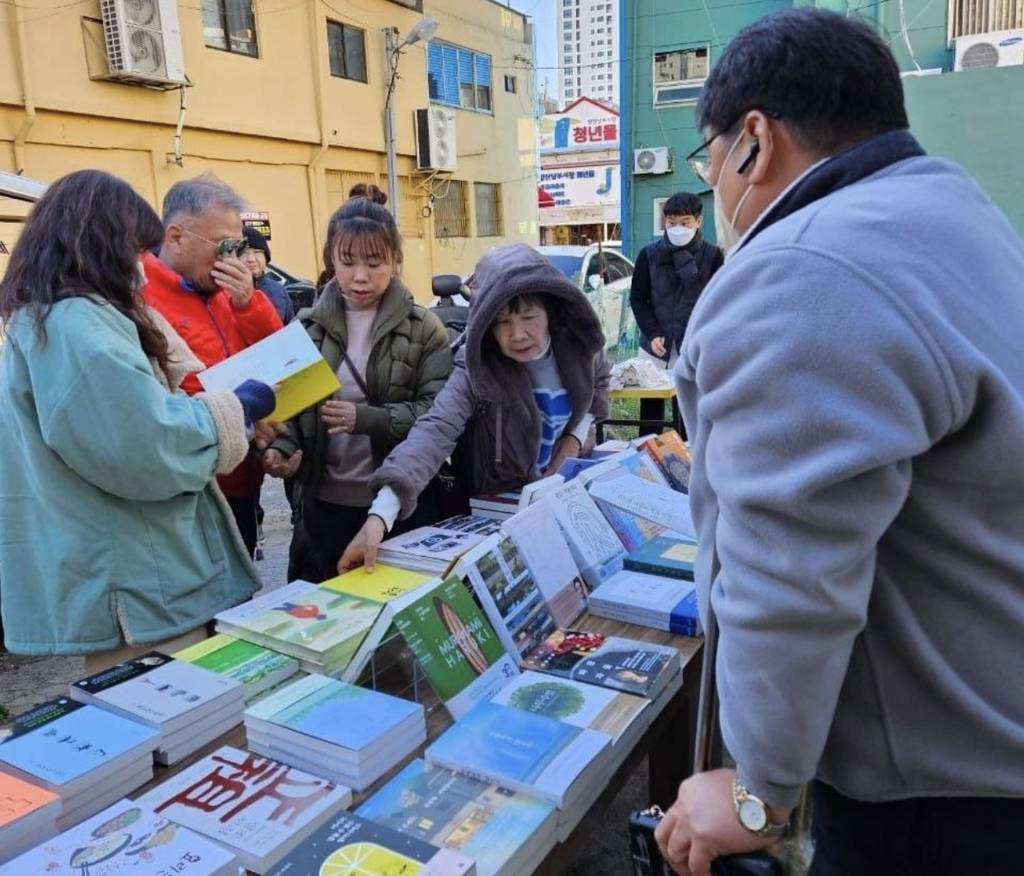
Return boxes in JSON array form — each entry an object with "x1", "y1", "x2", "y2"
[{"x1": 427, "y1": 41, "x2": 493, "y2": 113}]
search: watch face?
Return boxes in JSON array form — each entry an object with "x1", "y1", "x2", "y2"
[{"x1": 739, "y1": 798, "x2": 768, "y2": 831}]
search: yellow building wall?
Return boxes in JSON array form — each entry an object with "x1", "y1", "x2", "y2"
[{"x1": 0, "y1": 0, "x2": 540, "y2": 301}]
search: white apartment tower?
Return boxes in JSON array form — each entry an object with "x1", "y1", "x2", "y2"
[{"x1": 557, "y1": 0, "x2": 619, "y2": 108}]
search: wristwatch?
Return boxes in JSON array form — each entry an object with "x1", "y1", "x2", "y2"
[{"x1": 732, "y1": 779, "x2": 789, "y2": 839}]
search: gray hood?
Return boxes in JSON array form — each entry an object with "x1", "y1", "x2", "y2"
[{"x1": 463, "y1": 244, "x2": 606, "y2": 402}]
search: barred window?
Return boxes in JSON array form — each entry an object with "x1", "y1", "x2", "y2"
[
  {"x1": 474, "y1": 183, "x2": 502, "y2": 237},
  {"x1": 433, "y1": 180, "x2": 470, "y2": 239},
  {"x1": 949, "y1": 0, "x2": 1022, "y2": 38}
]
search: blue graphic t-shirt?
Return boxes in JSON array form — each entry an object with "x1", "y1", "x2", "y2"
[{"x1": 524, "y1": 349, "x2": 572, "y2": 470}]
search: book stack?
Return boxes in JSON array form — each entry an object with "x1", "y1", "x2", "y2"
[
  {"x1": 392, "y1": 574, "x2": 520, "y2": 719},
  {"x1": 265, "y1": 809, "x2": 476, "y2": 876},
  {"x1": 489, "y1": 670, "x2": 650, "y2": 751},
  {"x1": 215, "y1": 579, "x2": 383, "y2": 675},
  {"x1": 588, "y1": 473, "x2": 697, "y2": 543},
  {"x1": 245, "y1": 674, "x2": 426, "y2": 791},
  {"x1": 589, "y1": 569, "x2": 701, "y2": 637},
  {"x1": 69, "y1": 652, "x2": 245, "y2": 766},
  {"x1": 173, "y1": 633, "x2": 300, "y2": 701},
  {"x1": 358, "y1": 758, "x2": 558, "y2": 876},
  {"x1": 469, "y1": 491, "x2": 522, "y2": 521},
  {"x1": 425, "y1": 700, "x2": 612, "y2": 842},
  {"x1": 523, "y1": 629, "x2": 684, "y2": 710},
  {"x1": 0, "y1": 772, "x2": 60, "y2": 864},
  {"x1": 377, "y1": 526, "x2": 491, "y2": 574},
  {"x1": 136, "y1": 745, "x2": 352, "y2": 874},
  {"x1": 320, "y1": 565, "x2": 435, "y2": 683},
  {"x1": 0, "y1": 798, "x2": 239, "y2": 876},
  {"x1": 0, "y1": 698, "x2": 159, "y2": 831}
]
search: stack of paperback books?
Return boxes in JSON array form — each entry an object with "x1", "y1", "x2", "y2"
[
  {"x1": 425, "y1": 700, "x2": 612, "y2": 842},
  {"x1": 468, "y1": 490, "x2": 522, "y2": 520},
  {"x1": 265, "y1": 809, "x2": 476, "y2": 876},
  {"x1": 377, "y1": 526, "x2": 490, "y2": 574},
  {"x1": 244, "y1": 674, "x2": 426, "y2": 791},
  {"x1": 136, "y1": 745, "x2": 352, "y2": 874},
  {"x1": 588, "y1": 568, "x2": 701, "y2": 637},
  {"x1": 358, "y1": 759, "x2": 558, "y2": 876},
  {"x1": 0, "y1": 772, "x2": 59, "y2": 863},
  {"x1": 215, "y1": 579, "x2": 383, "y2": 675},
  {"x1": 0, "y1": 698, "x2": 159, "y2": 830},
  {"x1": 69, "y1": 652, "x2": 245, "y2": 765},
  {"x1": 0, "y1": 799, "x2": 239, "y2": 876},
  {"x1": 173, "y1": 633, "x2": 300, "y2": 701}
]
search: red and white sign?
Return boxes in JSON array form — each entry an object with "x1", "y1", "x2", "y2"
[{"x1": 539, "y1": 98, "x2": 619, "y2": 153}]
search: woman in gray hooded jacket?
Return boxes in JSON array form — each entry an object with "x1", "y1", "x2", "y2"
[{"x1": 338, "y1": 243, "x2": 610, "y2": 572}]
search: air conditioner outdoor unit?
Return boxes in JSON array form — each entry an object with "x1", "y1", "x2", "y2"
[
  {"x1": 953, "y1": 30, "x2": 1024, "y2": 71},
  {"x1": 100, "y1": 0, "x2": 187, "y2": 86},
  {"x1": 414, "y1": 108, "x2": 458, "y2": 172},
  {"x1": 633, "y1": 146, "x2": 673, "y2": 176}
]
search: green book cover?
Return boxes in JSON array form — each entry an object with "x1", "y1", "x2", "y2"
[
  {"x1": 174, "y1": 634, "x2": 297, "y2": 690},
  {"x1": 393, "y1": 576, "x2": 513, "y2": 704}
]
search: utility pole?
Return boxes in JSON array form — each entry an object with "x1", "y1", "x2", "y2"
[{"x1": 383, "y1": 26, "x2": 400, "y2": 224}]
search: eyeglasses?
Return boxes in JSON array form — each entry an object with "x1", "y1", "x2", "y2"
[
  {"x1": 180, "y1": 227, "x2": 248, "y2": 258},
  {"x1": 685, "y1": 108, "x2": 783, "y2": 186}
]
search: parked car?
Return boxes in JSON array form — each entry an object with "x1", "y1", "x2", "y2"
[
  {"x1": 266, "y1": 262, "x2": 317, "y2": 312},
  {"x1": 533, "y1": 244, "x2": 639, "y2": 362}
]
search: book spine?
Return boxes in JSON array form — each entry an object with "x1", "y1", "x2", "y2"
[
  {"x1": 667, "y1": 614, "x2": 700, "y2": 637},
  {"x1": 622, "y1": 558, "x2": 694, "y2": 581}
]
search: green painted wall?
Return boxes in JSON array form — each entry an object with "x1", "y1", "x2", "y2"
[{"x1": 621, "y1": 0, "x2": 1024, "y2": 256}]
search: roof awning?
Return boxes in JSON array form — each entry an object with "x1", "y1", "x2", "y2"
[{"x1": 0, "y1": 171, "x2": 47, "y2": 203}]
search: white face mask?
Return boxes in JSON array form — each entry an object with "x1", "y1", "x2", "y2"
[
  {"x1": 712, "y1": 133, "x2": 756, "y2": 253},
  {"x1": 666, "y1": 225, "x2": 697, "y2": 248}
]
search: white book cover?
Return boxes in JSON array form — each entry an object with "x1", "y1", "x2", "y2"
[
  {"x1": 543, "y1": 480, "x2": 625, "y2": 588},
  {"x1": 592, "y1": 570, "x2": 696, "y2": 616},
  {"x1": 0, "y1": 799, "x2": 238, "y2": 876},
  {"x1": 70, "y1": 653, "x2": 241, "y2": 733},
  {"x1": 136, "y1": 745, "x2": 352, "y2": 874},
  {"x1": 589, "y1": 474, "x2": 697, "y2": 540},
  {"x1": 489, "y1": 670, "x2": 649, "y2": 745},
  {"x1": 518, "y1": 474, "x2": 565, "y2": 509},
  {"x1": 381, "y1": 526, "x2": 489, "y2": 567},
  {"x1": 501, "y1": 503, "x2": 589, "y2": 629}
]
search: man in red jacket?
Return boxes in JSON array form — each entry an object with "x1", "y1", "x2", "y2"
[{"x1": 143, "y1": 174, "x2": 283, "y2": 556}]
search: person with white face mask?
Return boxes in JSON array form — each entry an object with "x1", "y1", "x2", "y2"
[
  {"x1": 658, "y1": 9, "x2": 1024, "y2": 876},
  {"x1": 628, "y1": 192, "x2": 725, "y2": 376}
]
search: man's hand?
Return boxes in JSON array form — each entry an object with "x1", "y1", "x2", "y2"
[
  {"x1": 337, "y1": 516, "x2": 387, "y2": 573},
  {"x1": 543, "y1": 434, "x2": 583, "y2": 477},
  {"x1": 321, "y1": 400, "x2": 357, "y2": 435},
  {"x1": 252, "y1": 420, "x2": 286, "y2": 451},
  {"x1": 654, "y1": 769, "x2": 783, "y2": 876},
  {"x1": 212, "y1": 253, "x2": 254, "y2": 308},
  {"x1": 651, "y1": 336, "x2": 668, "y2": 357},
  {"x1": 263, "y1": 448, "x2": 303, "y2": 478}
]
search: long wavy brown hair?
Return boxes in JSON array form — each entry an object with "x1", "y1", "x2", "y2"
[{"x1": 0, "y1": 169, "x2": 169, "y2": 372}]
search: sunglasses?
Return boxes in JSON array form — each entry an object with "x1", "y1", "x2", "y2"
[
  {"x1": 686, "y1": 108, "x2": 783, "y2": 186},
  {"x1": 180, "y1": 227, "x2": 249, "y2": 258}
]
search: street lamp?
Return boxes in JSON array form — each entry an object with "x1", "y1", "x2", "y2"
[{"x1": 384, "y1": 16, "x2": 439, "y2": 223}]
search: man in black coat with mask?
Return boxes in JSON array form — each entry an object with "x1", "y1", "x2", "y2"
[{"x1": 629, "y1": 192, "x2": 724, "y2": 436}]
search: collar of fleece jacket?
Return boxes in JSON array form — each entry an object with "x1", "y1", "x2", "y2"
[{"x1": 464, "y1": 244, "x2": 606, "y2": 402}]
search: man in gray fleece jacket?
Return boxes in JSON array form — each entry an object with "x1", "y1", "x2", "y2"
[{"x1": 655, "y1": 10, "x2": 1024, "y2": 876}]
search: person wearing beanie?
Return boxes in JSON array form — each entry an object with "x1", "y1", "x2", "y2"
[{"x1": 242, "y1": 225, "x2": 294, "y2": 324}]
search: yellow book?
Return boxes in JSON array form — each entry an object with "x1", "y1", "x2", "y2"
[
  {"x1": 321, "y1": 564, "x2": 433, "y2": 604},
  {"x1": 197, "y1": 321, "x2": 340, "y2": 422}
]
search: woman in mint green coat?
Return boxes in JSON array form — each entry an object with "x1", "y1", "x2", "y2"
[{"x1": 0, "y1": 170, "x2": 274, "y2": 669}]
